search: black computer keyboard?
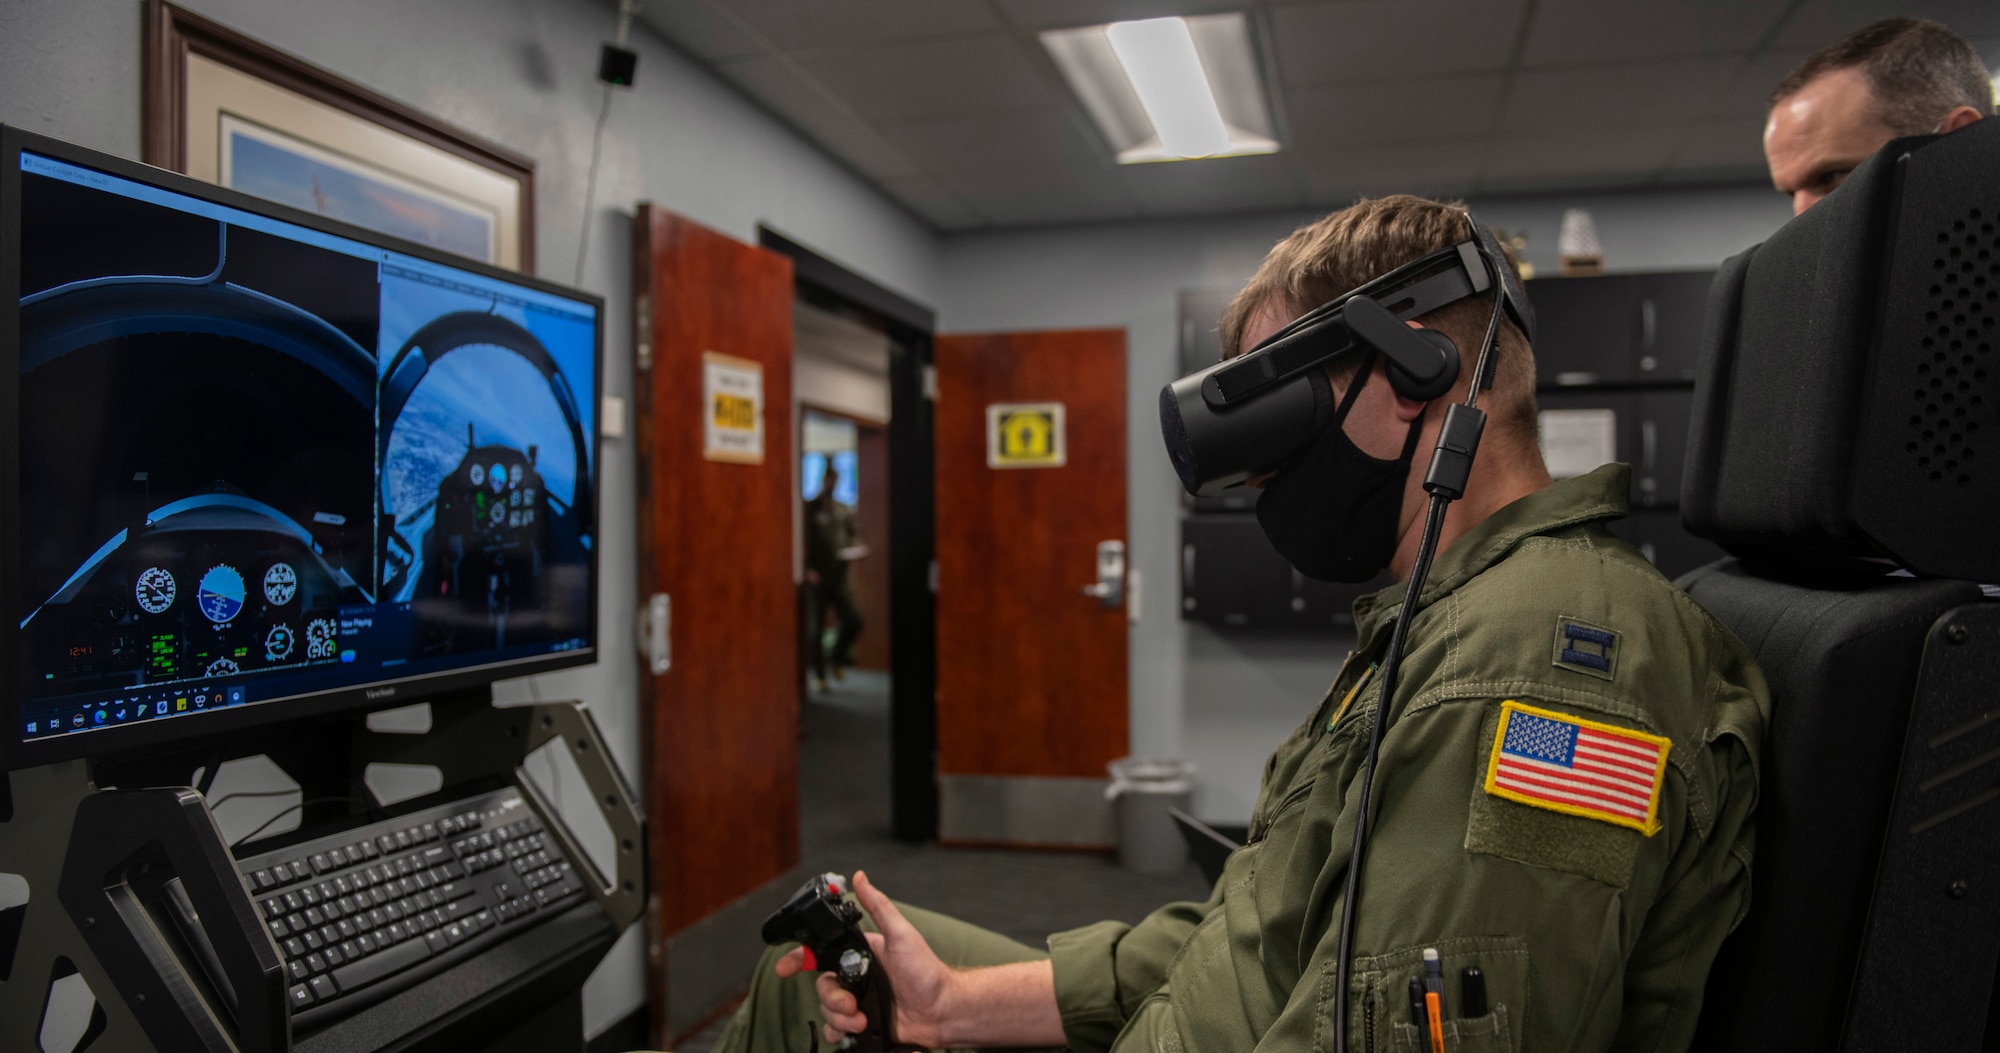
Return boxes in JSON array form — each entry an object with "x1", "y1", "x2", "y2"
[{"x1": 233, "y1": 786, "x2": 589, "y2": 1027}]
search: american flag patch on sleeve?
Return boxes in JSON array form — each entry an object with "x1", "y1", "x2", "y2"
[{"x1": 1483, "y1": 700, "x2": 1671, "y2": 835}]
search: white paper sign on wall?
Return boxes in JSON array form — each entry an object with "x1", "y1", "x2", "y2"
[
  {"x1": 1538, "y1": 408, "x2": 1617, "y2": 479},
  {"x1": 703, "y1": 351, "x2": 765, "y2": 464}
]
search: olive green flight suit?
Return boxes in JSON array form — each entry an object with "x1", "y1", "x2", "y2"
[{"x1": 717, "y1": 464, "x2": 1768, "y2": 1053}]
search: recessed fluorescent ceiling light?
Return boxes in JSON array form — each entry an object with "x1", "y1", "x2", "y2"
[{"x1": 1042, "y1": 13, "x2": 1278, "y2": 164}]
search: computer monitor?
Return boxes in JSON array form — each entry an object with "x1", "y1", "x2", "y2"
[{"x1": 1, "y1": 126, "x2": 603, "y2": 770}]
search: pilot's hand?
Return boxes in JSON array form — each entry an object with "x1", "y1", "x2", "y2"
[{"x1": 772, "y1": 871, "x2": 951, "y2": 1048}]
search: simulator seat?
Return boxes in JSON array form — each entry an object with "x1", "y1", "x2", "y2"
[{"x1": 1680, "y1": 116, "x2": 2000, "y2": 1051}]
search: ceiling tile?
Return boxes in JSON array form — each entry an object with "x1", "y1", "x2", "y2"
[
  {"x1": 1772, "y1": 0, "x2": 2000, "y2": 54},
  {"x1": 1116, "y1": 153, "x2": 1305, "y2": 215},
  {"x1": 1271, "y1": 0, "x2": 1530, "y2": 86},
  {"x1": 936, "y1": 164, "x2": 1139, "y2": 227},
  {"x1": 1520, "y1": 0, "x2": 1790, "y2": 67},
  {"x1": 993, "y1": 0, "x2": 1248, "y2": 32},
  {"x1": 877, "y1": 174, "x2": 985, "y2": 230},
  {"x1": 1284, "y1": 76, "x2": 1506, "y2": 153},
  {"x1": 1704, "y1": 51, "x2": 1811, "y2": 121},
  {"x1": 648, "y1": 0, "x2": 1799, "y2": 230},
  {"x1": 635, "y1": 3, "x2": 766, "y2": 62},
  {"x1": 710, "y1": 0, "x2": 1002, "y2": 54},
  {"x1": 1296, "y1": 140, "x2": 1488, "y2": 203},
  {"x1": 1500, "y1": 58, "x2": 1741, "y2": 132},
  {"x1": 1479, "y1": 125, "x2": 1681, "y2": 186},
  {"x1": 788, "y1": 33, "x2": 1062, "y2": 124},
  {"x1": 717, "y1": 55, "x2": 924, "y2": 182},
  {"x1": 1665, "y1": 117, "x2": 1772, "y2": 172},
  {"x1": 878, "y1": 109, "x2": 1106, "y2": 176}
]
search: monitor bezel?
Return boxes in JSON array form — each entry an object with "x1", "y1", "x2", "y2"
[{"x1": 1, "y1": 124, "x2": 607, "y2": 773}]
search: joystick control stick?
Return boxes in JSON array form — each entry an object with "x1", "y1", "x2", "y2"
[{"x1": 761, "y1": 873, "x2": 913, "y2": 1053}]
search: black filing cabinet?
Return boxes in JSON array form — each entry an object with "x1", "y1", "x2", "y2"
[
  {"x1": 1528, "y1": 271, "x2": 1714, "y2": 384},
  {"x1": 1529, "y1": 269, "x2": 1717, "y2": 577},
  {"x1": 1633, "y1": 270, "x2": 1711, "y2": 381},
  {"x1": 1633, "y1": 388, "x2": 1693, "y2": 509},
  {"x1": 1181, "y1": 515, "x2": 1289, "y2": 630},
  {"x1": 1179, "y1": 514, "x2": 1389, "y2": 631}
]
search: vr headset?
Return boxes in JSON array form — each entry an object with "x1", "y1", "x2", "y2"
[{"x1": 1159, "y1": 219, "x2": 1536, "y2": 496}]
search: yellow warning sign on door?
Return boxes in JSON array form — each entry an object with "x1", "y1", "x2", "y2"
[
  {"x1": 987, "y1": 402, "x2": 1066, "y2": 468},
  {"x1": 702, "y1": 351, "x2": 765, "y2": 464}
]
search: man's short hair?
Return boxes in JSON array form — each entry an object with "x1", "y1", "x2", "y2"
[
  {"x1": 1218, "y1": 195, "x2": 1538, "y2": 439},
  {"x1": 1771, "y1": 17, "x2": 1996, "y2": 134}
]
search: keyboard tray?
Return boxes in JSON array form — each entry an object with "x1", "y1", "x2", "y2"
[{"x1": 233, "y1": 786, "x2": 588, "y2": 1031}]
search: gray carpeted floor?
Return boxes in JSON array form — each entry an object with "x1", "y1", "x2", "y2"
[{"x1": 678, "y1": 669, "x2": 1211, "y2": 1052}]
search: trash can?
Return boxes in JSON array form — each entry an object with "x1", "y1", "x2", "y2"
[{"x1": 1106, "y1": 757, "x2": 1195, "y2": 873}]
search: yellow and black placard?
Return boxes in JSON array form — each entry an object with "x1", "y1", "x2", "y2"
[
  {"x1": 986, "y1": 402, "x2": 1066, "y2": 468},
  {"x1": 712, "y1": 392, "x2": 757, "y2": 431}
]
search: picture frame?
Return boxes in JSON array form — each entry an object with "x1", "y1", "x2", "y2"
[{"x1": 142, "y1": 0, "x2": 536, "y2": 271}]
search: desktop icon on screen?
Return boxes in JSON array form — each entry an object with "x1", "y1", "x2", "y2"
[
  {"x1": 155, "y1": 701, "x2": 168, "y2": 716},
  {"x1": 27, "y1": 722, "x2": 37, "y2": 734}
]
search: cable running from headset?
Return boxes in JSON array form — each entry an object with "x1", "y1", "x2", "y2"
[{"x1": 1328, "y1": 212, "x2": 1508, "y2": 1053}]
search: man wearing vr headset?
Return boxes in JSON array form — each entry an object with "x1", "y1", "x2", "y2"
[{"x1": 718, "y1": 196, "x2": 1768, "y2": 1053}]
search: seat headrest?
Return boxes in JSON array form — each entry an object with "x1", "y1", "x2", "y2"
[{"x1": 1683, "y1": 117, "x2": 2000, "y2": 581}]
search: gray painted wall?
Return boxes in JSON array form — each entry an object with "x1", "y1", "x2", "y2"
[
  {"x1": 2, "y1": 0, "x2": 938, "y2": 1038},
  {"x1": 938, "y1": 185, "x2": 1794, "y2": 820}
]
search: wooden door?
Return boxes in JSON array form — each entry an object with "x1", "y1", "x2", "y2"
[
  {"x1": 933, "y1": 329, "x2": 1128, "y2": 847},
  {"x1": 632, "y1": 208, "x2": 796, "y2": 1037}
]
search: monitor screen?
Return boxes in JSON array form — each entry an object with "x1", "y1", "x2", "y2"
[{"x1": 3, "y1": 129, "x2": 602, "y2": 767}]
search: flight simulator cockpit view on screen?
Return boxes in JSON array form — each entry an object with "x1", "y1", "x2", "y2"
[{"x1": 11, "y1": 146, "x2": 602, "y2": 752}]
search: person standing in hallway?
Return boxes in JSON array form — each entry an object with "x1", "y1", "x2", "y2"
[
  {"x1": 805, "y1": 460, "x2": 866, "y2": 692},
  {"x1": 1764, "y1": 16, "x2": 1991, "y2": 215}
]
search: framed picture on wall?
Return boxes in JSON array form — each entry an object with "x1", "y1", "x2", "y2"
[{"x1": 142, "y1": 0, "x2": 535, "y2": 271}]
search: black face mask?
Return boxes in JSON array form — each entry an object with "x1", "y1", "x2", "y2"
[{"x1": 1255, "y1": 356, "x2": 1422, "y2": 583}]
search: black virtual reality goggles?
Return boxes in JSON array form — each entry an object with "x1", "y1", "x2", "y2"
[{"x1": 1159, "y1": 219, "x2": 1536, "y2": 496}]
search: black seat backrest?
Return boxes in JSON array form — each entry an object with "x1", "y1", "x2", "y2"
[{"x1": 1682, "y1": 116, "x2": 2000, "y2": 1052}]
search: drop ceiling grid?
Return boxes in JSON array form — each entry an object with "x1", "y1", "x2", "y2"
[{"x1": 637, "y1": 0, "x2": 1988, "y2": 231}]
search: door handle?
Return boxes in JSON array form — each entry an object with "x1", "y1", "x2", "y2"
[
  {"x1": 1081, "y1": 540, "x2": 1126, "y2": 609},
  {"x1": 637, "y1": 593, "x2": 671, "y2": 675}
]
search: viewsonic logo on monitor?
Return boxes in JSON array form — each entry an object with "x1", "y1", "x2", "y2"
[{"x1": 367, "y1": 687, "x2": 398, "y2": 700}]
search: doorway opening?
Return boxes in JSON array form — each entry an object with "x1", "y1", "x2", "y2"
[
  {"x1": 761, "y1": 226, "x2": 938, "y2": 842},
  {"x1": 800, "y1": 406, "x2": 889, "y2": 684}
]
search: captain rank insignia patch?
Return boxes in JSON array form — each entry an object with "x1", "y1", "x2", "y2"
[
  {"x1": 1484, "y1": 700, "x2": 1671, "y2": 835},
  {"x1": 1553, "y1": 616, "x2": 1619, "y2": 680}
]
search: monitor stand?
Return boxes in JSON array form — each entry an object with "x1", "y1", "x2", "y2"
[{"x1": 0, "y1": 689, "x2": 644, "y2": 1053}]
